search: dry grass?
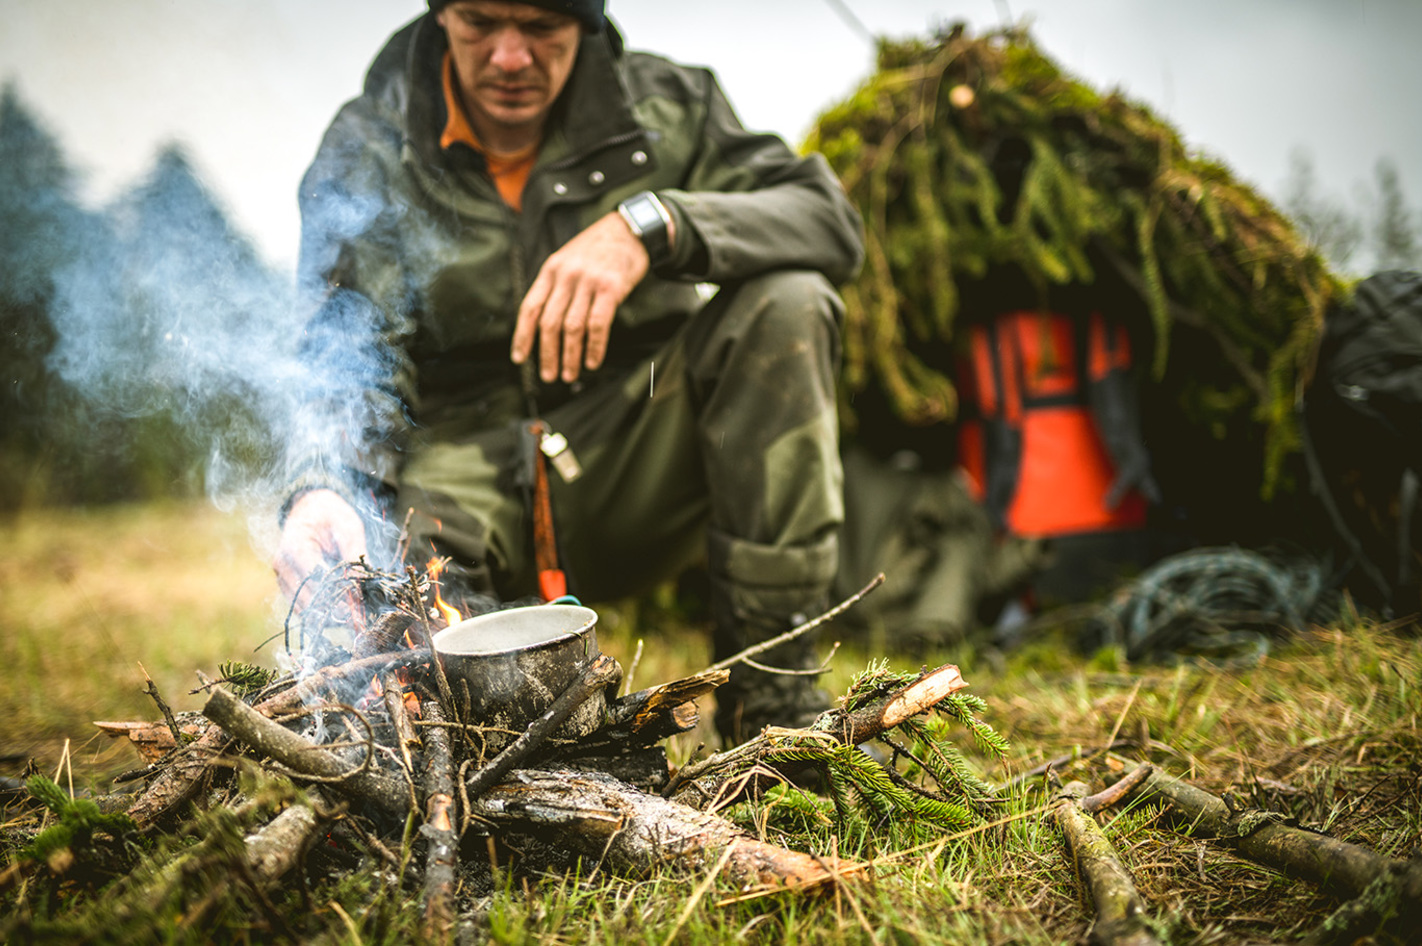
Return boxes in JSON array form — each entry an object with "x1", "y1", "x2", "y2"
[
  {"x1": 2, "y1": 502, "x2": 1420, "y2": 944},
  {"x1": 0, "y1": 501, "x2": 279, "y2": 775}
]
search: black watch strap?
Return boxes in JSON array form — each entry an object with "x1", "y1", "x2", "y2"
[{"x1": 617, "y1": 190, "x2": 673, "y2": 268}]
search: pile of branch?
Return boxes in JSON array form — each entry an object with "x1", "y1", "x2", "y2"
[{"x1": 2, "y1": 566, "x2": 1004, "y2": 942}]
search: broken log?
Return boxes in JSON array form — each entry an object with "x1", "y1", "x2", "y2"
[
  {"x1": 420, "y1": 699, "x2": 458, "y2": 945},
  {"x1": 1123, "y1": 769, "x2": 1401, "y2": 900},
  {"x1": 469, "y1": 768, "x2": 860, "y2": 891},
  {"x1": 202, "y1": 686, "x2": 409, "y2": 821},
  {"x1": 603, "y1": 669, "x2": 728, "y2": 739},
  {"x1": 1054, "y1": 781, "x2": 1161, "y2": 946},
  {"x1": 827, "y1": 663, "x2": 969, "y2": 746}
]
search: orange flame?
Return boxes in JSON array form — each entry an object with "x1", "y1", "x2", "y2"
[{"x1": 427, "y1": 556, "x2": 463, "y2": 629}]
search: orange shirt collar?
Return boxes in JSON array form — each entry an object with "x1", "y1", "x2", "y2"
[
  {"x1": 440, "y1": 51, "x2": 479, "y2": 151},
  {"x1": 440, "y1": 52, "x2": 539, "y2": 210}
]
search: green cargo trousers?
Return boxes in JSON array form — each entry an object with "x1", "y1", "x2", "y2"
[{"x1": 395, "y1": 270, "x2": 845, "y2": 649}]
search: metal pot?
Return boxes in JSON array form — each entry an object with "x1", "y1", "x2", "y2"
[{"x1": 431, "y1": 604, "x2": 605, "y2": 756}]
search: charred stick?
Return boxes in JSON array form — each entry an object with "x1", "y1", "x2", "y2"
[
  {"x1": 463, "y1": 654, "x2": 621, "y2": 804},
  {"x1": 128, "y1": 652, "x2": 424, "y2": 828},
  {"x1": 1054, "y1": 781, "x2": 1161, "y2": 946},
  {"x1": 256, "y1": 649, "x2": 430, "y2": 716},
  {"x1": 202, "y1": 687, "x2": 408, "y2": 820},
  {"x1": 420, "y1": 698, "x2": 458, "y2": 945},
  {"x1": 1122, "y1": 769, "x2": 1401, "y2": 899}
]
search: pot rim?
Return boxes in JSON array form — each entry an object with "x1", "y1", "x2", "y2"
[{"x1": 432, "y1": 604, "x2": 598, "y2": 658}]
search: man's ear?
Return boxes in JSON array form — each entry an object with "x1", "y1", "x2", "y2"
[{"x1": 435, "y1": 8, "x2": 449, "y2": 30}]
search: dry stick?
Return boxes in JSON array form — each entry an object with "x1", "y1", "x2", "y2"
[
  {"x1": 1054, "y1": 781, "x2": 1162, "y2": 946},
  {"x1": 1123, "y1": 769, "x2": 1402, "y2": 900},
  {"x1": 705, "y1": 573, "x2": 885, "y2": 673},
  {"x1": 999, "y1": 740, "x2": 1137, "y2": 793},
  {"x1": 202, "y1": 687, "x2": 409, "y2": 820},
  {"x1": 139, "y1": 664, "x2": 184, "y2": 747},
  {"x1": 665, "y1": 662, "x2": 968, "y2": 800},
  {"x1": 1082, "y1": 763, "x2": 1155, "y2": 815},
  {"x1": 420, "y1": 698, "x2": 458, "y2": 946},
  {"x1": 621, "y1": 638, "x2": 645, "y2": 698},
  {"x1": 462, "y1": 654, "x2": 622, "y2": 806}
]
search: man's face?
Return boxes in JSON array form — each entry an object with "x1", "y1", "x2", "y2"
[{"x1": 437, "y1": 1, "x2": 582, "y2": 144}]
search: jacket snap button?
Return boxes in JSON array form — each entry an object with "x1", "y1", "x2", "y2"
[
  {"x1": 553, "y1": 181, "x2": 569, "y2": 195},
  {"x1": 631, "y1": 150, "x2": 648, "y2": 165},
  {"x1": 588, "y1": 170, "x2": 605, "y2": 186}
]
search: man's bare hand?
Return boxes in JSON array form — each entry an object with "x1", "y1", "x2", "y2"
[
  {"x1": 511, "y1": 209, "x2": 668, "y2": 383},
  {"x1": 273, "y1": 488, "x2": 369, "y2": 604}
]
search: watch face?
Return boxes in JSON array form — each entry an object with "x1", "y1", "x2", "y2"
[{"x1": 624, "y1": 195, "x2": 664, "y2": 234}]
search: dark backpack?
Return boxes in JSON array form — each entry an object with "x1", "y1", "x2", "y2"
[{"x1": 1302, "y1": 270, "x2": 1422, "y2": 614}]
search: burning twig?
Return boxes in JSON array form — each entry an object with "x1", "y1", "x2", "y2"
[
  {"x1": 381, "y1": 671, "x2": 419, "y2": 775},
  {"x1": 1053, "y1": 780, "x2": 1162, "y2": 946}
]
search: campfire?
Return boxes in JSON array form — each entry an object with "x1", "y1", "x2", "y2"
[
  {"x1": 6, "y1": 559, "x2": 1418, "y2": 945},
  {"x1": 17, "y1": 562, "x2": 1006, "y2": 940}
]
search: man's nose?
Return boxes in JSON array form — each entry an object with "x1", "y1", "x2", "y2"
[{"x1": 489, "y1": 27, "x2": 534, "y2": 73}]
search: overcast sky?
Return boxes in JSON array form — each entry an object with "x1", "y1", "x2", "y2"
[{"x1": 3, "y1": 0, "x2": 1418, "y2": 272}]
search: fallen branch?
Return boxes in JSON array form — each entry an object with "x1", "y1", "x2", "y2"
[
  {"x1": 1302, "y1": 855, "x2": 1422, "y2": 945},
  {"x1": 1123, "y1": 769, "x2": 1401, "y2": 899},
  {"x1": 665, "y1": 662, "x2": 971, "y2": 806},
  {"x1": 1054, "y1": 781, "x2": 1161, "y2": 946},
  {"x1": 470, "y1": 768, "x2": 861, "y2": 891}
]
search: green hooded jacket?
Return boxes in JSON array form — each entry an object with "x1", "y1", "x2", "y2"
[{"x1": 288, "y1": 14, "x2": 865, "y2": 507}]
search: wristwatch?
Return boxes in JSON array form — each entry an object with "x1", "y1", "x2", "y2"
[{"x1": 617, "y1": 190, "x2": 674, "y2": 268}]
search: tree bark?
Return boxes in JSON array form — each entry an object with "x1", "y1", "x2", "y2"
[{"x1": 470, "y1": 768, "x2": 859, "y2": 891}]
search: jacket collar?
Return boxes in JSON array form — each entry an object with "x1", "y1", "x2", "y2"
[{"x1": 390, "y1": 13, "x2": 642, "y2": 173}]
